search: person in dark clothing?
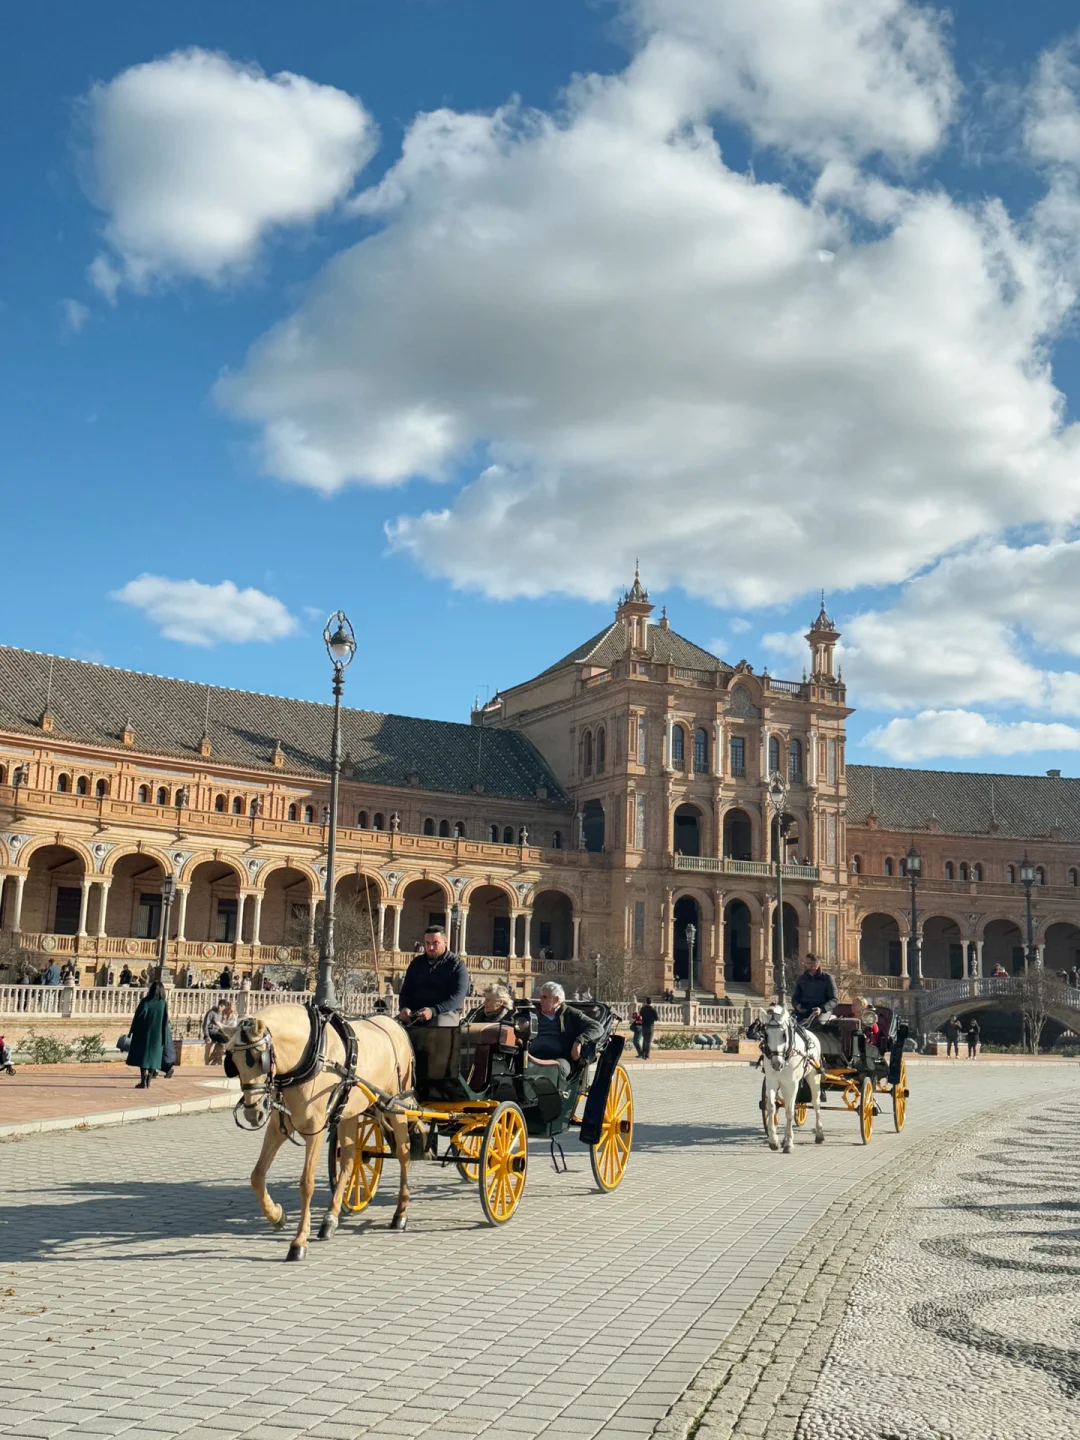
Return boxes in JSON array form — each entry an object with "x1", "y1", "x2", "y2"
[
  {"x1": 639, "y1": 998, "x2": 659, "y2": 1059},
  {"x1": 943, "y1": 1015, "x2": 962, "y2": 1058},
  {"x1": 126, "y1": 981, "x2": 171, "y2": 1089},
  {"x1": 791, "y1": 954, "x2": 841, "y2": 1063},
  {"x1": 527, "y1": 981, "x2": 605, "y2": 1079},
  {"x1": 398, "y1": 926, "x2": 469, "y2": 1026},
  {"x1": 966, "y1": 1018, "x2": 980, "y2": 1058}
]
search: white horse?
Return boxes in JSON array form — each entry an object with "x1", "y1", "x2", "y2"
[{"x1": 755, "y1": 1004, "x2": 825, "y2": 1152}]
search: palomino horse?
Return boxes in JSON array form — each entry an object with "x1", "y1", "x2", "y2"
[
  {"x1": 224, "y1": 1003, "x2": 415, "y2": 1261},
  {"x1": 755, "y1": 1004, "x2": 825, "y2": 1152}
]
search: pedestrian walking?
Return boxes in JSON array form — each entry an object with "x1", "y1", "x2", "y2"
[
  {"x1": 0, "y1": 1034, "x2": 15, "y2": 1076},
  {"x1": 42, "y1": 961, "x2": 62, "y2": 986},
  {"x1": 966, "y1": 1017, "x2": 980, "y2": 1058},
  {"x1": 629, "y1": 1005, "x2": 644, "y2": 1058},
  {"x1": 202, "y1": 999, "x2": 234, "y2": 1065},
  {"x1": 125, "y1": 980, "x2": 171, "y2": 1089},
  {"x1": 639, "y1": 997, "x2": 658, "y2": 1059},
  {"x1": 943, "y1": 1015, "x2": 962, "y2": 1058}
]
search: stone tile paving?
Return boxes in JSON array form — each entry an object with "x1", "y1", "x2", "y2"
[
  {"x1": 0, "y1": 1063, "x2": 1075, "y2": 1440},
  {"x1": 0, "y1": 1064, "x2": 236, "y2": 1135}
]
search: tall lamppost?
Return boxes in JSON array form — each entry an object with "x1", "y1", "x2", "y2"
[
  {"x1": 684, "y1": 922, "x2": 696, "y2": 1002},
  {"x1": 156, "y1": 875, "x2": 176, "y2": 982},
  {"x1": 768, "y1": 772, "x2": 788, "y2": 1004},
  {"x1": 906, "y1": 842, "x2": 922, "y2": 989},
  {"x1": 1019, "y1": 854, "x2": 1037, "y2": 970},
  {"x1": 317, "y1": 612, "x2": 357, "y2": 1008}
]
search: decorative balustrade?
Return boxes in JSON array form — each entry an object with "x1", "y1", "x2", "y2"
[{"x1": 672, "y1": 856, "x2": 819, "y2": 881}]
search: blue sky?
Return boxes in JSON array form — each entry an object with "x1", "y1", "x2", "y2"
[{"x1": 5, "y1": 1, "x2": 1080, "y2": 774}]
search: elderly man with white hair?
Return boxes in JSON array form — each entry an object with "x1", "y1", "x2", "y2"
[{"x1": 528, "y1": 981, "x2": 605, "y2": 1078}]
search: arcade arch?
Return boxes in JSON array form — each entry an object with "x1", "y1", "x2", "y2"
[
  {"x1": 531, "y1": 890, "x2": 573, "y2": 961},
  {"x1": 860, "y1": 912, "x2": 902, "y2": 976},
  {"x1": 921, "y1": 914, "x2": 965, "y2": 980},
  {"x1": 723, "y1": 808, "x2": 753, "y2": 861}
]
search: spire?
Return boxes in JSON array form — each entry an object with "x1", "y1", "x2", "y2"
[
  {"x1": 810, "y1": 591, "x2": 836, "y2": 633},
  {"x1": 622, "y1": 560, "x2": 649, "y2": 606},
  {"x1": 806, "y1": 593, "x2": 840, "y2": 679},
  {"x1": 615, "y1": 562, "x2": 655, "y2": 652}
]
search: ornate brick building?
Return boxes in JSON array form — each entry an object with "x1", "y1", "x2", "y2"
[{"x1": 2, "y1": 578, "x2": 1079, "y2": 997}]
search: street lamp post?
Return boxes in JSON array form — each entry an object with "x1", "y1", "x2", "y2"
[
  {"x1": 1019, "y1": 854, "x2": 1037, "y2": 969},
  {"x1": 156, "y1": 875, "x2": 176, "y2": 983},
  {"x1": 684, "y1": 923, "x2": 696, "y2": 1002},
  {"x1": 767, "y1": 772, "x2": 788, "y2": 1004},
  {"x1": 317, "y1": 612, "x2": 357, "y2": 1009},
  {"x1": 906, "y1": 843, "x2": 922, "y2": 989}
]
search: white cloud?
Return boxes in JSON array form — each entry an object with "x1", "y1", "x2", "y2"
[
  {"x1": 112, "y1": 575, "x2": 298, "y2": 646},
  {"x1": 218, "y1": 1, "x2": 1080, "y2": 610},
  {"x1": 865, "y1": 710, "x2": 1080, "y2": 761},
  {"x1": 84, "y1": 48, "x2": 375, "y2": 290},
  {"x1": 1026, "y1": 33, "x2": 1080, "y2": 166},
  {"x1": 60, "y1": 298, "x2": 91, "y2": 334}
]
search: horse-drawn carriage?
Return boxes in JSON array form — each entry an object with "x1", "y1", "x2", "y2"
[
  {"x1": 329, "y1": 999, "x2": 633, "y2": 1226},
  {"x1": 761, "y1": 1002, "x2": 909, "y2": 1145}
]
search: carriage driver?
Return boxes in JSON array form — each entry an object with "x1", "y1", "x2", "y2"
[
  {"x1": 791, "y1": 953, "x2": 842, "y2": 1063},
  {"x1": 397, "y1": 925, "x2": 470, "y2": 1027}
]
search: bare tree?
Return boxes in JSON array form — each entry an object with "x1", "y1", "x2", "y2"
[
  {"x1": 286, "y1": 895, "x2": 378, "y2": 998},
  {"x1": 1009, "y1": 968, "x2": 1063, "y2": 1054},
  {"x1": 564, "y1": 946, "x2": 655, "y2": 1002},
  {"x1": 0, "y1": 933, "x2": 39, "y2": 982}
]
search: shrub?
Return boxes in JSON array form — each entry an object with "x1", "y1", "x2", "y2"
[
  {"x1": 18, "y1": 1030, "x2": 72, "y2": 1064},
  {"x1": 71, "y1": 1034, "x2": 105, "y2": 1063},
  {"x1": 654, "y1": 1032, "x2": 693, "y2": 1049}
]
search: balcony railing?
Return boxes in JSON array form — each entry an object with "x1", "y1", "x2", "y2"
[{"x1": 672, "y1": 856, "x2": 819, "y2": 881}]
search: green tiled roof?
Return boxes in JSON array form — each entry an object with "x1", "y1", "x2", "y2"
[
  {"x1": 0, "y1": 647, "x2": 566, "y2": 804},
  {"x1": 849, "y1": 764, "x2": 1080, "y2": 841},
  {"x1": 536, "y1": 622, "x2": 730, "y2": 679}
]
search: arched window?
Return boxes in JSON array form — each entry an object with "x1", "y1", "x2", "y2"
[
  {"x1": 287, "y1": 804, "x2": 298, "y2": 821},
  {"x1": 438, "y1": 819, "x2": 450, "y2": 837},
  {"x1": 851, "y1": 855, "x2": 861, "y2": 874},
  {"x1": 76, "y1": 775, "x2": 89, "y2": 796},
  {"x1": 214, "y1": 794, "x2": 227, "y2": 812},
  {"x1": 972, "y1": 863, "x2": 983, "y2": 882},
  {"x1": 232, "y1": 796, "x2": 243, "y2": 815},
  {"x1": 373, "y1": 812, "x2": 385, "y2": 830},
  {"x1": 582, "y1": 730, "x2": 593, "y2": 776},
  {"x1": 944, "y1": 862, "x2": 954, "y2": 880},
  {"x1": 693, "y1": 727, "x2": 709, "y2": 773},
  {"x1": 56, "y1": 774, "x2": 70, "y2": 793},
  {"x1": 768, "y1": 735, "x2": 780, "y2": 774},
  {"x1": 1006, "y1": 865, "x2": 1015, "y2": 883},
  {"x1": 488, "y1": 824, "x2": 499, "y2": 842},
  {"x1": 137, "y1": 784, "x2": 150, "y2": 803},
  {"x1": 503, "y1": 826, "x2": 514, "y2": 844},
  {"x1": 1035, "y1": 866, "x2": 1046, "y2": 885},
  {"x1": 304, "y1": 805, "x2": 315, "y2": 823},
  {"x1": 671, "y1": 725, "x2": 685, "y2": 769},
  {"x1": 884, "y1": 857, "x2": 894, "y2": 876},
  {"x1": 453, "y1": 821, "x2": 465, "y2": 838},
  {"x1": 95, "y1": 778, "x2": 109, "y2": 799},
  {"x1": 959, "y1": 862, "x2": 969, "y2": 882},
  {"x1": 596, "y1": 727, "x2": 606, "y2": 774},
  {"x1": 1070, "y1": 868, "x2": 1078, "y2": 887},
  {"x1": 423, "y1": 818, "x2": 436, "y2": 836},
  {"x1": 357, "y1": 810, "x2": 368, "y2": 828},
  {"x1": 636, "y1": 716, "x2": 647, "y2": 766},
  {"x1": 157, "y1": 787, "x2": 170, "y2": 806},
  {"x1": 552, "y1": 830, "x2": 562, "y2": 849},
  {"x1": 0, "y1": 765, "x2": 6, "y2": 784},
  {"x1": 898, "y1": 856, "x2": 907, "y2": 878},
  {"x1": 788, "y1": 738, "x2": 803, "y2": 783}
]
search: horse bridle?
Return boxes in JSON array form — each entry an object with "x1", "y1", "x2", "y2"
[{"x1": 760, "y1": 1013, "x2": 795, "y2": 1071}]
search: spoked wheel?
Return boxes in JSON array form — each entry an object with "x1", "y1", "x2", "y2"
[
  {"x1": 478, "y1": 1100, "x2": 528, "y2": 1226},
  {"x1": 590, "y1": 1064, "x2": 633, "y2": 1192},
  {"x1": 859, "y1": 1077, "x2": 875, "y2": 1145},
  {"x1": 760, "y1": 1077, "x2": 779, "y2": 1135},
  {"x1": 451, "y1": 1126, "x2": 484, "y2": 1182},
  {"x1": 328, "y1": 1113, "x2": 386, "y2": 1214},
  {"x1": 892, "y1": 1058, "x2": 908, "y2": 1132},
  {"x1": 794, "y1": 1102, "x2": 808, "y2": 1128}
]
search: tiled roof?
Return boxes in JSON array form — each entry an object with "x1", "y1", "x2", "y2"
[
  {"x1": 537, "y1": 622, "x2": 730, "y2": 679},
  {"x1": 0, "y1": 647, "x2": 566, "y2": 804},
  {"x1": 849, "y1": 764, "x2": 1080, "y2": 841}
]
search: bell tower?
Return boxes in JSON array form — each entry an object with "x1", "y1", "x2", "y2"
[
  {"x1": 615, "y1": 563, "x2": 654, "y2": 654},
  {"x1": 806, "y1": 595, "x2": 839, "y2": 679}
]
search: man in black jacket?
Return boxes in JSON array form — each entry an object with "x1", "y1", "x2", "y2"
[
  {"x1": 791, "y1": 954, "x2": 841, "y2": 1062},
  {"x1": 398, "y1": 926, "x2": 470, "y2": 1026},
  {"x1": 638, "y1": 997, "x2": 659, "y2": 1059}
]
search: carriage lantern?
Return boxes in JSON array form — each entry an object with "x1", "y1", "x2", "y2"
[{"x1": 317, "y1": 612, "x2": 356, "y2": 1008}]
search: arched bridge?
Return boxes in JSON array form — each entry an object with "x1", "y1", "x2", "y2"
[{"x1": 865, "y1": 975, "x2": 1080, "y2": 1032}]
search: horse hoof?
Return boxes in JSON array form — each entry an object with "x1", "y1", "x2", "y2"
[
  {"x1": 270, "y1": 1208, "x2": 288, "y2": 1229},
  {"x1": 391, "y1": 1213, "x2": 408, "y2": 1231},
  {"x1": 768, "y1": 1139, "x2": 779, "y2": 1151},
  {"x1": 782, "y1": 1144, "x2": 792, "y2": 1154},
  {"x1": 815, "y1": 1133, "x2": 825, "y2": 1144},
  {"x1": 318, "y1": 1216, "x2": 338, "y2": 1242},
  {"x1": 285, "y1": 1243, "x2": 307, "y2": 1262}
]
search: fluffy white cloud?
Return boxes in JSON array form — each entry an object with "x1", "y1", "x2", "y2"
[
  {"x1": 60, "y1": 299, "x2": 91, "y2": 333},
  {"x1": 218, "y1": 1, "x2": 1080, "y2": 609},
  {"x1": 865, "y1": 710, "x2": 1080, "y2": 760},
  {"x1": 112, "y1": 575, "x2": 298, "y2": 646},
  {"x1": 84, "y1": 48, "x2": 375, "y2": 290},
  {"x1": 1026, "y1": 33, "x2": 1080, "y2": 166}
]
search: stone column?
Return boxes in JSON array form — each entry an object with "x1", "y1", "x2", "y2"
[
  {"x1": 510, "y1": 910, "x2": 522, "y2": 958},
  {"x1": 521, "y1": 908, "x2": 532, "y2": 961},
  {"x1": 1034, "y1": 943, "x2": 1045, "y2": 969},
  {"x1": 96, "y1": 880, "x2": 111, "y2": 938},
  {"x1": 457, "y1": 904, "x2": 469, "y2": 958},
  {"x1": 11, "y1": 873, "x2": 25, "y2": 932},
  {"x1": 661, "y1": 888, "x2": 674, "y2": 967},
  {"x1": 307, "y1": 902, "x2": 317, "y2": 948},
  {"x1": 174, "y1": 886, "x2": 188, "y2": 942},
  {"x1": 899, "y1": 927, "x2": 910, "y2": 979},
  {"x1": 390, "y1": 903, "x2": 402, "y2": 953},
  {"x1": 665, "y1": 715, "x2": 674, "y2": 769},
  {"x1": 251, "y1": 893, "x2": 263, "y2": 947},
  {"x1": 714, "y1": 720, "x2": 723, "y2": 777},
  {"x1": 571, "y1": 916, "x2": 582, "y2": 962},
  {"x1": 77, "y1": 879, "x2": 91, "y2": 937},
  {"x1": 236, "y1": 894, "x2": 247, "y2": 947},
  {"x1": 376, "y1": 901, "x2": 386, "y2": 952}
]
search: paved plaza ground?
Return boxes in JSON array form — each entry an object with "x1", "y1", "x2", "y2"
[{"x1": 1, "y1": 1062, "x2": 1076, "y2": 1440}]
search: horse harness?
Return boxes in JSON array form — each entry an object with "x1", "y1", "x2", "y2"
[
  {"x1": 756, "y1": 1012, "x2": 820, "y2": 1076},
  {"x1": 227, "y1": 1001, "x2": 410, "y2": 1140}
]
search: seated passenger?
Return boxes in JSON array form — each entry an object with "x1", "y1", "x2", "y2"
[
  {"x1": 466, "y1": 984, "x2": 515, "y2": 1027},
  {"x1": 466, "y1": 984, "x2": 516, "y2": 1088},
  {"x1": 527, "y1": 981, "x2": 605, "y2": 1080}
]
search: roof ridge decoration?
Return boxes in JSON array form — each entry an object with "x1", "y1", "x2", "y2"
[
  {"x1": 621, "y1": 560, "x2": 649, "y2": 605},
  {"x1": 809, "y1": 591, "x2": 837, "y2": 633}
]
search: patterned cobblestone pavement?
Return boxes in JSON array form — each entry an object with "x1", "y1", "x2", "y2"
[{"x1": 1, "y1": 1063, "x2": 1076, "y2": 1440}]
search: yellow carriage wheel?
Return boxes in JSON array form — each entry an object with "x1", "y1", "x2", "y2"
[
  {"x1": 590, "y1": 1065, "x2": 633, "y2": 1192},
  {"x1": 892, "y1": 1058, "x2": 908, "y2": 1133},
  {"x1": 478, "y1": 1101, "x2": 529, "y2": 1226},
  {"x1": 793, "y1": 1102, "x2": 809, "y2": 1128},
  {"x1": 858, "y1": 1077, "x2": 875, "y2": 1145},
  {"x1": 341, "y1": 1113, "x2": 385, "y2": 1213},
  {"x1": 451, "y1": 1126, "x2": 484, "y2": 1182}
]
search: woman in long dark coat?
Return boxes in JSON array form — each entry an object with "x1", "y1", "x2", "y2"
[{"x1": 126, "y1": 980, "x2": 171, "y2": 1089}]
